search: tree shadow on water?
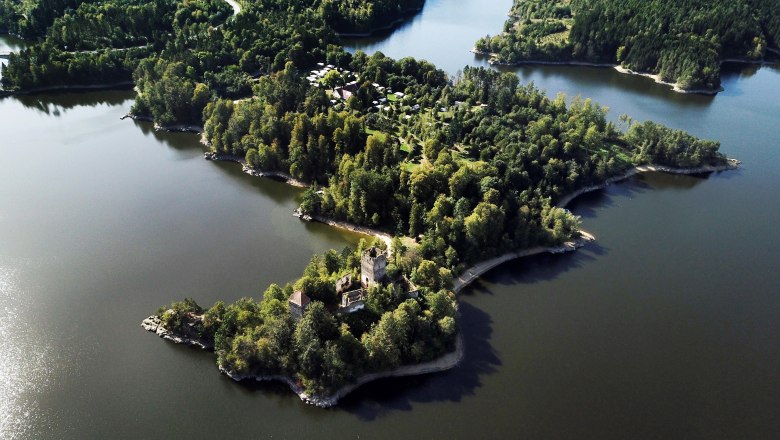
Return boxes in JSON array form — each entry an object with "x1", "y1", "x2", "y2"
[
  {"x1": 463, "y1": 242, "x2": 607, "y2": 295},
  {"x1": 13, "y1": 88, "x2": 132, "y2": 114},
  {"x1": 565, "y1": 178, "x2": 652, "y2": 219},
  {"x1": 337, "y1": 301, "x2": 500, "y2": 420}
]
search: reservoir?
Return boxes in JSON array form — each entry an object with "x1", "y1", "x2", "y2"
[{"x1": 2, "y1": 0, "x2": 779, "y2": 437}]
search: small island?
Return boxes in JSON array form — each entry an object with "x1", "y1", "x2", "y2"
[
  {"x1": 474, "y1": 0, "x2": 780, "y2": 93},
  {"x1": 2, "y1": 0, "x2": 739, "y2": 406}
]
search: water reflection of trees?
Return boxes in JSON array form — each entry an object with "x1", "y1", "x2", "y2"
[
  {"x1": 12, "y1": 89, "x2": 132, "y2": 115},
  {"x1": 337, "y1": 301, "x2": 500, "y2": 420}
]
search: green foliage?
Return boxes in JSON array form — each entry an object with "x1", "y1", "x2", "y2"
[
  {"x1": 625, "y1": 121, "x2": 725, "y2": 167},
  {"x1": 133, "y1": 58, "x2": 212, "y2": 126},
  {"x1": 477, "y1": 0, "x2": 780, "y2": 90},
  {"x1": 160, "y1": 244, "x2": 457, "y2": 394},
  {"x1": 320, "y1": 0, "x2": 425, "y2": 34}
]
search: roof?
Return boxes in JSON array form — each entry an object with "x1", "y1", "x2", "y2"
[{"x1": 289, "y1": 290, "x2": 310, "y2": 307}]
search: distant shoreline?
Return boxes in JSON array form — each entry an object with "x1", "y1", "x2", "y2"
[
  {"x1": 336, "y1": 7, "x2": 423, "y2": 37},
  {"x1": 0, "y1": 81, "x2": 133, "y2": 98},
  {"x1": 472, "y1": 48, "x2": 778, "y2": 95}
]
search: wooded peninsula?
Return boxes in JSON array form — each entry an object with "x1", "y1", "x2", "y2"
[
  {"x1": 474, "y1": 0, "x2": 780, "y2": 92},
  {"x1": 1, "y1": 0, "x2": 737, "y2": 404}
]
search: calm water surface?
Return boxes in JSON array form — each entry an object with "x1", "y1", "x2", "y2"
[{"x1": 2, "y1": 2, "x2": 780, "y2": 437}]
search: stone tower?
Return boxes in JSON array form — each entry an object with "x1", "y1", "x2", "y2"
[
  {"x1": 288, "y1": 290, "x2": 310, "y2": 321},
  {"x1": 361, "y1": 247, "x2": 387, "y2": 287}
]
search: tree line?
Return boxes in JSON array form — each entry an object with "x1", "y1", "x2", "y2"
[{"x1": 475, "y1": 0, "x2": 780, "y2": 90}]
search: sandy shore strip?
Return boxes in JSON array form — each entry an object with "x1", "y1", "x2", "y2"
[
  {"x1": 452, "y1": 232, "x2": 595, "y2": 293},
  {"x1": 308, "y1": 214, "x2": 394, "y2": 255},
  {"x1": 612, "y1": 66, "x2": 721, "y2": 95},
  {"x1": 471, "y1": 49, "x2": 780, "y2": 95},
  {"x1": 555, "y1": 161, "x2": 740, "y2": 209},
  {"x1": 203, "y1": 152, "x2": 309, "y2": 187}
]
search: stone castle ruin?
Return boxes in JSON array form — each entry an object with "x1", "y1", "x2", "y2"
[
  {"x1": 290, "y1": 247, "x2": 417, "y2": 318},
  {"x1": 360, "y1": 246, "x2": 387, "y2": 287}
]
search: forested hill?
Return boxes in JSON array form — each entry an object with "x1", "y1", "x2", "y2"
[
  {"x1": 321, "y1": 0, "x2": 424, "y2": 34},
  {"x1": 475, "y1": 0, "x2": 780, "y2": 91},
  {"x1": 0, "y1": 0, "x2": 424, "y2": 38}
]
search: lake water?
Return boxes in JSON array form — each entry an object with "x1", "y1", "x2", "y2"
[{"x1": 2, "y1": 0, "x2": 780, "y2": 437}]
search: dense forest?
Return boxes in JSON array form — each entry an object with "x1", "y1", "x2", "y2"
[
  {"x1": 475, "y1": 0, "x2": 780, "y2": 91},
  {"x1": 204, "y1": 55, "x2": 725, "y2": 274},
  {"x1": 2, "y1": 0, "x2": 731, "y2": 395},
  {"x1": 1, "y1": 0, "x2": 423, "y2": 92},
  {"x1": 321, "y1": 0, "x2": 424, "y2": 34}
]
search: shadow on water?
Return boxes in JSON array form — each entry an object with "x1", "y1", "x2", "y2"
[
  {"x1": 130, "y1": 114, "x2": 304, "y2": 205},
  {"x1": 130, "y1": 118, "x2": 204, "y2": 152},
  {"x1": 337, "y1": 301, "x2": 500, "y2": 419},
  {"x1": 564, "y1": 177, "x2": 652, "y2": 220},
  {"x1": 10, "y1": 89, "x2": 133, "y2": 114},
  {"x1": 642, "y1": 169, "x2": 737, "y2": 189},
  {"x1": 159, "y1": 300, "x2": 500, "y2": 418},
  {"x1": 465, "y1": 241, "x2": 607, "y2": 298},
  {"x1": 566, "y1": 169, "x2": 728, "y2": 220},
  {"x1": 340, "y1": 10, "x2": 425, "y2": 48}
]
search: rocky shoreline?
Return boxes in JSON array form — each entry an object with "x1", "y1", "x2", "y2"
[
  {"x1": 222, "y1": 334, "x2": 463, "y2": 407},
  {"x1": 452, "y1": 231, "x2": 596, "y2": 293},
  {"x1": 142, "y1": 314, "x2": 463, "y2": 408},
  {"x1": 121, "y1": 113, "x2": 204, "y2": 133},
  {"x1": 203, "y1": 152, "x2": 308, "y2": 187},
  {"x1": 306, "y1": 214, "x2": 394, "y2": 255},
  {"x1": 141, "y1": 315, "x2": 213, "y2": 350}
]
